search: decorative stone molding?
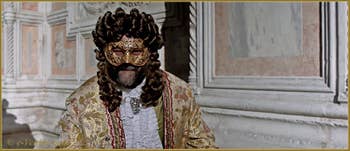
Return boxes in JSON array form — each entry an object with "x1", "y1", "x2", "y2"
[
  {"x1": 79, "y1": 2, "x2": 149, "y2": 18},
  {"x1": 335, "y1": 2, "x2": 349, "y2": 103},
  {"x1": 47, "y1": 10, "x2": 68, "y2": 26},
  {"x1": 6, "y1": 2, "x2": 15, "y2": 9},
  {"x1": 79, "y1": 2, "x2": 145, "y2": 18},
  {"x1": 120, "y1": 2, "x2": 149, "y2": 8},
  {"x1": 79, "y1": 2, "x2": 116, "y2": 18}
]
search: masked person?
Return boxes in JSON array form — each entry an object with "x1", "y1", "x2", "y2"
[{"x1": 56, "y1": 7, "x2": 216, "y2": 149}]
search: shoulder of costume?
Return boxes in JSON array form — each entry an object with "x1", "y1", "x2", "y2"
[
  {"x1": 162, "y1": 70, "x2": 195, "y2": 102},
  {"x1": 162, "y1": 70, "x2": 191, "y2": 89},
  {"x1": 64, "y1": 75, "x2": 100, "y2": 110}
]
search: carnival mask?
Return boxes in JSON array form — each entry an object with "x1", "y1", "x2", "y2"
[{"x1": 104, "y1": 36, "x2": 150, "y2": 67}]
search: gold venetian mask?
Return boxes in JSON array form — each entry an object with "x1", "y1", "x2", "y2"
[{"x1": 104, "y1": 36, "x2": 150, "y2": 67}]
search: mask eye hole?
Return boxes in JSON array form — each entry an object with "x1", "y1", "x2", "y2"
[
  {"x1": 131, "y1": 49, "x2": 143, "y2": 55},
  {"x1": 112, "y1": 49, "x2": 124, "y2": 56}
]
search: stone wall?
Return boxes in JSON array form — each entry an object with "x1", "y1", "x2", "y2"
[{"x1": 191, "y1": 2, "x2": 348, "y2": 148}]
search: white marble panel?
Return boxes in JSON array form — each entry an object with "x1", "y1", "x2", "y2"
[{"x1": 225, "y1": 3, "x2": 302, "y2": 58}]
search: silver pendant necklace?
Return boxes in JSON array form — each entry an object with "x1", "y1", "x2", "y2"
[{"x1": 130, "y1": 98, "x2": 142, "y2": 114}]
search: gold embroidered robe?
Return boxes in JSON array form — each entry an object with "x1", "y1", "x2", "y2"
[{"x1": 56, "y1": 71, "x2": 216, "y2": 149}]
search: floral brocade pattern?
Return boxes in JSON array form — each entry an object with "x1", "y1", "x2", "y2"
[
  {"x1": 56, "y1": 77, "x2": 112, "y2": 148},
  {"x1": 56, "y1": 71, "x2": 216, "y2": 149}
]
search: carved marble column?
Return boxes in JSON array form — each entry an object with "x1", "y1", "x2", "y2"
[
  {"x1": 3, "y1": 2, "x2": 16, "y2": 81},
  {"x1": 189, "y1": 2, "x2": 198, "y2": 94}
]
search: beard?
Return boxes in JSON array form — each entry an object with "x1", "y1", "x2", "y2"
[{"x1": 106, "y1": 63, "x2": 146, "y2": 89}]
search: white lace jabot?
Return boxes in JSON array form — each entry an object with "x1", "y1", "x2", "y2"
[{"x1": 119, "y1": 79, "x2": 163, "y2": 149}]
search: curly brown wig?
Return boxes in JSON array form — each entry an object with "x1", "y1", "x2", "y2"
[{"x1": 92, "y1": 7, "x2": 164, "y2": 113}]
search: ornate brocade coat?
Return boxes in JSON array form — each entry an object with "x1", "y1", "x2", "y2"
[{"x1": 56, "y1": 71, "x2": 216, "y2": 149}]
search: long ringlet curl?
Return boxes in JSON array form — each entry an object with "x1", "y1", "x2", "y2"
[{"x1": 92, "y1": 7, "x2": 164, "y2": 112}]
